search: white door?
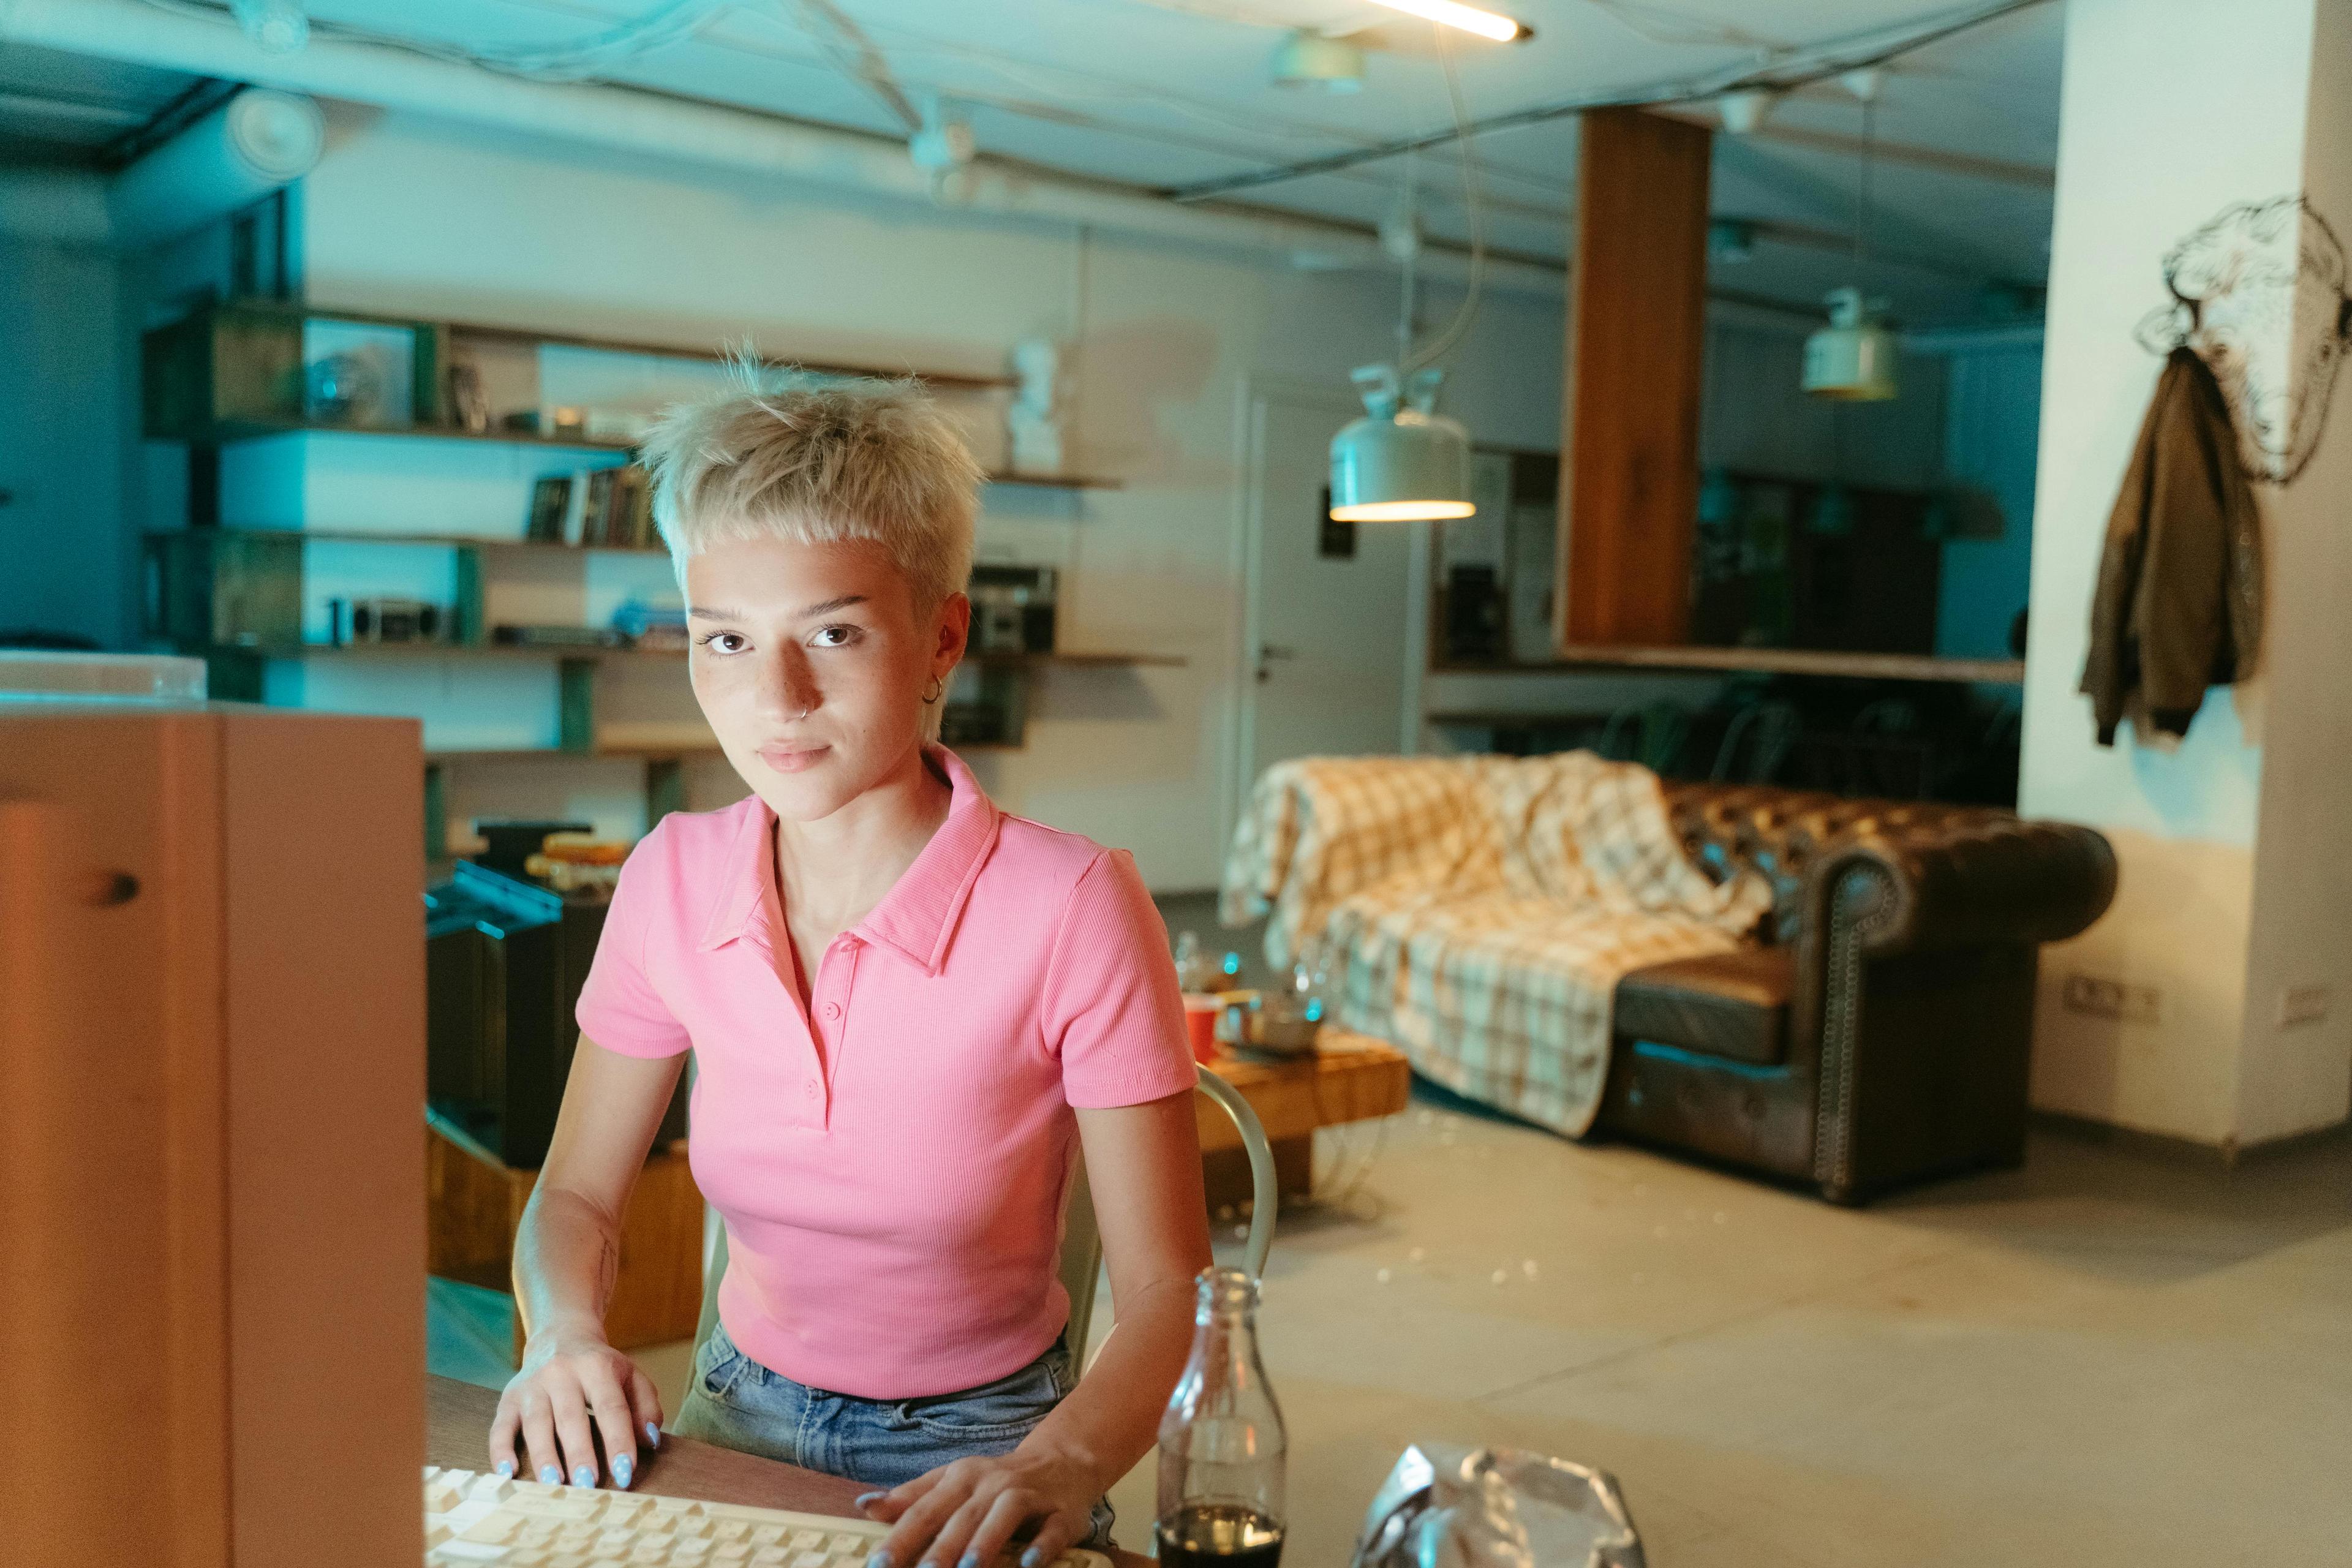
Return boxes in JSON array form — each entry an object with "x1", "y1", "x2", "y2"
[{"x1": 1235, "y1": 382, "x2": 1418, "y2": 804}]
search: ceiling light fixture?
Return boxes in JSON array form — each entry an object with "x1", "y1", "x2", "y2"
[
  {"x1": 1363, "y1": 0, "x2": 1531, "y2": 45},
  {"x1": 1270, "y1": 31, "x2": 1366, "y2": 91},
  {"x1": 229, "y1": 0, "x2": 309, "y2": 55},
  {"x1": 1715, "y1": 88, "x2": 1775, "y2": 135},
  {"x1": 1331, "y1": 366, "x2": 1475, "y2": 521},
  {"x1": 909, "y1": 96, "x2": 977, "y2": 203}
]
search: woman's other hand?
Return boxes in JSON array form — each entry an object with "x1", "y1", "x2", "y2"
[
  {"x1": 490, "y1": 1327, "x2": 666, "y2": 1491},
  {"x1": 858, "y1": 1449, "x2": 1099, "y2": 1568}
]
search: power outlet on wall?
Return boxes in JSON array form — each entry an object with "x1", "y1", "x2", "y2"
[
  {"x1": 2062, "y1": 973, "x2": 2162, "y2": 1024},
  {"x1": 2278, "y1": 986, "x2": 2332, "y2": 1028}
]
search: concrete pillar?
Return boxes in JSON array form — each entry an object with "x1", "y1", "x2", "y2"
[{"x1": 2020, "y1": 0, "x2": 2352, "y2": 1150}]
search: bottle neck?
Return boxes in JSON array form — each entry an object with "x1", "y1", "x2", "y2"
[{"x1": 1192, "y1": 1267, "x2": 1258, "y2": 1331}]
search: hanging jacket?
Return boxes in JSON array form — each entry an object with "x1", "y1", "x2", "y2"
[{"x1": 2080, "y1": 346, "x2": 2264, "y2": 745}]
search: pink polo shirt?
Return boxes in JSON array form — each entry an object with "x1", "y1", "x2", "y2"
[{"x1": 576, "y1": 743, "x2": 1196, "y2": 1400}]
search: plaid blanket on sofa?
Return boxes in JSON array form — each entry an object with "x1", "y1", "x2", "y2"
[{"x1": 1221, "y1": 752, "x2": 1772, "y2": 1137}]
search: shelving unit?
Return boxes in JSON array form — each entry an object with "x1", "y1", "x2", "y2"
[
  {"x1": 159, "y1": 419, "x2": 1121, "y2": 490},
  {"x1": 1437, "y1": 646, "x2": 2026, "y2": 684},
  {"x1": 141, "y1": 298, "x2": 1170, "y2": 851}
]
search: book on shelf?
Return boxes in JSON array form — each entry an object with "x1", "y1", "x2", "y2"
[
  {"x1": 623, "y1": 466, "x2": 656, "y2": 548},
  {"x1": 524, "y1": 463, "x2": 652, "y2": 548},
  {"x1": 582, "y1": 467, "x2": 620, "y2": 547},
  {"x1": 562, "y1": 472, "x2": 592, "y2": 545},
  {"x1": 607, "y1": 465, "x2": 653, "y2": 549},
  {"x1": 526, "y1": 475, "x2": 571, "y2": 543}
]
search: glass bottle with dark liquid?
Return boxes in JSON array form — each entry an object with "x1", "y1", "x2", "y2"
[{"x1": 1156, "y1": 1267, "x2": 1286, "y2": 1568}]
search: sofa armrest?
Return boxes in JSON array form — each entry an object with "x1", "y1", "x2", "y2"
[
  {"x1": 1789, "y1": 815, "x2": 2116, "y2": 1202},
  {"x1": 1806, "y1": 816, "x2": 2118, "y2": 959},
  {"x1": 1789, "y1": 814, "x2": 2116, "y2": 1050}
]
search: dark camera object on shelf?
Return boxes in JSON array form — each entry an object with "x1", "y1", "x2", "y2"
[
  {"x1": 967, "y1": 563, "x2": 1058, "y2": 654},
  {"x1": 1443, "y1": 565, "x2": 1505, "y2": 662},
  {"x1": 331, "y1": 595, "x2": 444, "y2": 645},
  {"x1": 940, "y1": 702, "x2": 1015, "y2": 747},
  {"x1": 490, "y1": 624, "x2": 624, "y2": 649},
  {"x1": 426, "y1": 861, "x2": 686, "y2": 1168}
]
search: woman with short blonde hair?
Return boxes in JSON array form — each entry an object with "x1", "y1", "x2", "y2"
[{"x1": 492, "y1": 377, "x2": 1212, "y2": 1568}]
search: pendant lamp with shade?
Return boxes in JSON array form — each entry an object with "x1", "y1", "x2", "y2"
[
  {"x1": 1328, "y1": 28, "x2": 1487, "y2": 525},
  {"x1": 1330, "y1": 365, "x2": 1474, "y2": 521},
  {"x1": 1803, "y1": 74, "x2": 1899, "y2": 402}
]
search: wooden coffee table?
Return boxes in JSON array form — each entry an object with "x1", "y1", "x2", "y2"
[{"x1": 1193, "y1": 1028, "x2": 1412, "y2": 1208}]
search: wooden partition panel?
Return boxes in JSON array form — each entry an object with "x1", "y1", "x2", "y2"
[{"x1": 1559, "y1": 107, "x2": 1713, "y2": 647}]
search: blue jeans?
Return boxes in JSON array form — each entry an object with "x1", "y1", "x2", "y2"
[{"x1": 672, "y1": 1321, "x2": 1117, "y2": 1549}]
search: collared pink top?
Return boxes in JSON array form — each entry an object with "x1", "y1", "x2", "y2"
[{"x1": 576, "y1": 743, "x2": 1196, "y2": 1399}]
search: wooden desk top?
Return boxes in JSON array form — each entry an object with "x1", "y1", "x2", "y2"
[
  {"x1": 427, "y1": 1376, "x2": 1149, "y2": 1568},
  {"x1": 429, "y1": 1374, "x2": 868, "y2": 1517}
]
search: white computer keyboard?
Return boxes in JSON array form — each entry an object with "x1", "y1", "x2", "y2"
[{"x1": 421, "y1": 1466, "x2": 1113, "y2": 1568}]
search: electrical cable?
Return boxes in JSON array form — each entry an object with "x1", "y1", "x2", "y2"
[
  {"x1": 127, "y1": 0, "x2": 1572, "y2": 236},
  {"x1": 1857, "y1": 93, "x2": 1877, "y2": 282},
  {"x1": 782, "y1": 0, "x2": 921, "y2": 132},
  {"x1": 1581, "y1": 0, "x2": 1785, "y2": 54},
  {"x1": 129, "y1": 0, "x2": 730, "y2": 83},
  {"x1": 799, "y1": 9, "x2": 1577, "y2": 203},
  {"x1": 1167, "y1": 0, "x2": 2054, "y2": 202},
  {"x1": 1400, "y1": 24, "x2": 1484, "y2": 375},
  {"x1": 467, "y1": 0, "x2": 737, "y2": 81}
]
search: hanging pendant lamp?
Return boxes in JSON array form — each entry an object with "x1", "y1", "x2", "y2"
[
  {"x1": 1329, "y1": 26, "x2": 1484, "y2": 524},
  {"x1": 1330, "y1": 366, "x2": 1474, "y2": 521},
  {"x1": 1803, "y1": 80, "x2": 1898, "y2": 402}
]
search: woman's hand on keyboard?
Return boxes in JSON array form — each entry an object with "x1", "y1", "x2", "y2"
[
  {"x1": 490, "y1": 1327, "x2": 666, "y2": 1491},
  {"x1": 859, "y1": 1450, "x2": 1096, "y2": 1568}
]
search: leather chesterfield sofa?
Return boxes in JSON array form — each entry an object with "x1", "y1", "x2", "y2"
[{"x1": 1595, "y1": 785, "x2": 2117, "y2": 1204}]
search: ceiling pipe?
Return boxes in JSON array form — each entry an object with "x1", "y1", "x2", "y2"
[
  {"x1": 0, "y1": 0, "x2": 1560, "y2": 295},
  {"x1": 109, "y1": 86, "x2": 324, "y2": 246}
]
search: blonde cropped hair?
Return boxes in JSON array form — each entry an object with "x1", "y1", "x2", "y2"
[{"x1": 641, "y1": 375, "x2": 982, "y2": 611}]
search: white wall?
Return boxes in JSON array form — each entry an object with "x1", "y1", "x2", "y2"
[
  {"x1": 280, "y1": 107, "x2": 1570, "y2": 885},
  {"x1": 0, "y1": 234, "x2": 132, "y2": 647},
  {"x1": 2020, "y1": 0, "x2": 2351, "y2": 1146},
  {"x1": 2236, "y1": 0, "x2": 2352, "y2": 1143}
]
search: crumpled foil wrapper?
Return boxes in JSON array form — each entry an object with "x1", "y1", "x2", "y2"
[{"x1": 1348, "y1": 1444, "x2": 1644, "y2": 1568}]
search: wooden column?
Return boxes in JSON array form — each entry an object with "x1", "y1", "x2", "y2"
[{"x1": 1558, "y1": 108, "x2": 1713, "y2": 647}]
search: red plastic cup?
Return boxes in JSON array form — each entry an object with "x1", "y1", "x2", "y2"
[{"x1": 1180, "y1": 993, "x2": 1223, "y2": 1064}]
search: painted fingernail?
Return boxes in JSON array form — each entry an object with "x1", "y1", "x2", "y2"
[
  {"x1": 572, "y1": 1464, "x2": 597, "y2": 1489},
  {"x1": 1020, "y1": 1550, "x2": 1042, "y2": 1568},
  {"x1": 960, "y1": 1553, "x2": 982, "y2": 1568},
  {"x1": 854, "y1": 1491, "x2": 885, "y2": 1508},
  {"x1": 539, "y1": 1465, "x2": 563, "y2": 1485},
  {"x1": 867, "y1": 1552, "x2": 894, "y2": 1568},
  {"x1": 646, "y1": 1422, "x2": 663, "y2": 1448},
  {"x1": 495, "y1": 1460, "x2": 516, "y2": 1480},
  {"x1": 612, "y1": 1456, "x2": 633, "y2": 1489}
]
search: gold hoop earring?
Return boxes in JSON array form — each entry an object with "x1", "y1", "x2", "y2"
[{"x1": 922, "y1": 674, "x2": 945, "y2": 704}]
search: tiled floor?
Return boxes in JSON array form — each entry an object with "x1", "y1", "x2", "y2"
[
  {"x1": 429, "y1": 896, "x2": 2352, "y2": 1564},
  {"x1": 1098, "y1": 1101, "x2": 2352, "y2": 1568},
  {"x1": 432, "y1": 1099, "x2": 2352, "y2": 1566}
]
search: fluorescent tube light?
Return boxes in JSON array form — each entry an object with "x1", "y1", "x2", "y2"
[{"x1": 1365, "y1": 0, "x2": 1529, "y2": 44}]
